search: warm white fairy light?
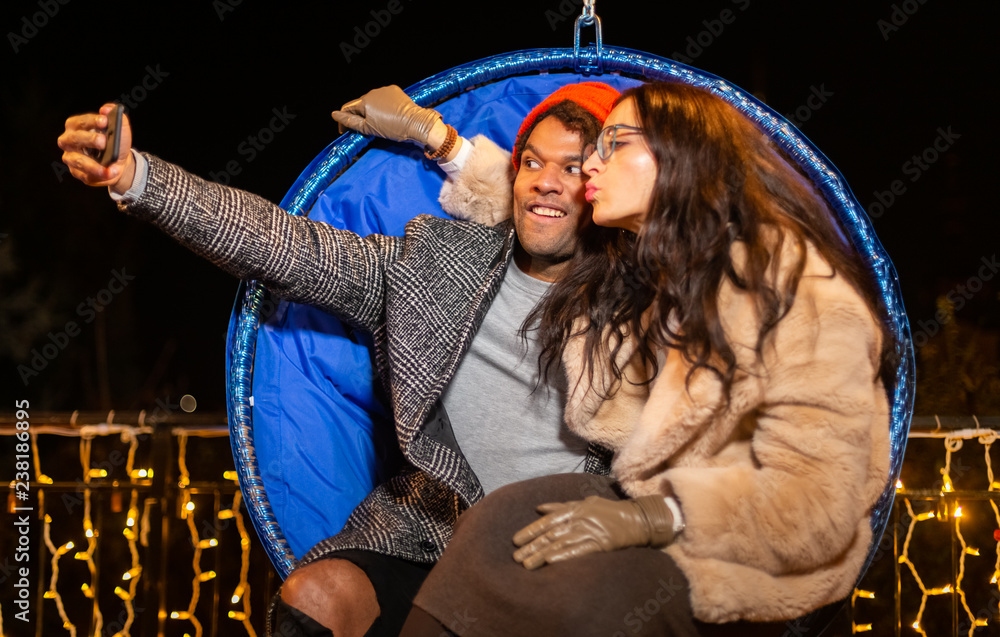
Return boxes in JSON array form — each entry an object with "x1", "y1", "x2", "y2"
[
  {"x1": 3, "y1": 415, "x2": 264, "y2": 636},
  {"x1": 170, "y1": 432, "x2": 206, "y2": 637},
  {"x1": 226, "y1": 489, "x2": 258, "y2": 636},
  {"x1": 42, "y1": 514, "x2": 77, "y2": 636},
  {"x1": 850, "y1": 588, "x2": 876, "y2": 634},
  {"x1": 893, "y1": 431, "x2": 1000, "y2": 637},
  {"x1": 0, "y1": 412, "x2": 256, "y2": 637},
  {"x1": 79, "y1": 436, "x2": 104, "y2": 634}
]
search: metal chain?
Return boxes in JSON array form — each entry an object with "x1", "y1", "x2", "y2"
[{"x1": 573, "y1": 0, "x2": 603, "y2": 74}]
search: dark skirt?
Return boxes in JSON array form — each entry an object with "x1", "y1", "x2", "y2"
[{"x1": 412, "y1": 473, "x2": 799, "y2": 637}]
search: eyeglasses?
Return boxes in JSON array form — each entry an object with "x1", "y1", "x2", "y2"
[{"x1": 596, "y1": 124, "x2": 644, "y2": 161}]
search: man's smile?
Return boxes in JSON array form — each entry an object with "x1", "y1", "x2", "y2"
[{"x1": 527, "y1": 202, "x2": 568, "y2": 218}]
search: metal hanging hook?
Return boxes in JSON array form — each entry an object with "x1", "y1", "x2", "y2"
[{"x1": 573, "y1": 0, "x2": 604, "y2": 75}]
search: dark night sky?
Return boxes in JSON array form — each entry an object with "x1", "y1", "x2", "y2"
[{"x1": 2, "y1": 0, "x2": 998, "y2": 413}]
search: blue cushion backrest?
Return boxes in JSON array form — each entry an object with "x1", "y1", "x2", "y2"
[{"x1": 251, "y1": 74, "x2": 644, "y2": 559}]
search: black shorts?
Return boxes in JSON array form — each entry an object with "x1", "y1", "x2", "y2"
[
  {"x1": 273, "y1": 549, "x2": 433, "y2": 637},
  {"x1": 328, "y1": 549, "x2": 434, "y2": 637}
]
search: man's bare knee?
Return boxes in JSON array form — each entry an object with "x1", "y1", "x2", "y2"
[{"x1": 281, "y1": 558, "x2": 379, "y2": 635}]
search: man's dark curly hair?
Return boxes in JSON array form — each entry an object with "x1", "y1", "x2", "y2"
[{"x1": 512, "y1": 99, "x2": 604, "y2": 168}]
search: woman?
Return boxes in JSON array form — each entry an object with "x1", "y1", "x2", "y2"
[{"x1": 399, "y1": 82, "x2": 896, "y2": 636}]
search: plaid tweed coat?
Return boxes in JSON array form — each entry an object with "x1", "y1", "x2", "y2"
[{"x1": 119, "y1": 147, "x2": 611, "y2": 570}]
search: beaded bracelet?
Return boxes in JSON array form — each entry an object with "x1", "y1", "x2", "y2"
[{"x1": 425, "y1": 124, "x2": 458, "y2": 160}]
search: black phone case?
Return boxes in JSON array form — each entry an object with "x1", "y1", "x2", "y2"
[{"x1": 99, "y1": 104, "x2": 124, "y2": 166}]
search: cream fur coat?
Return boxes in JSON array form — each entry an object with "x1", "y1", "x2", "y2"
[{"x1": 441, "y1": 136, "x2": 891, "y2": 624}]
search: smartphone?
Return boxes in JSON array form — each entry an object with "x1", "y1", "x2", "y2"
[{"x1": 98, "y1": 103, "x2": 124, "y2": 166}]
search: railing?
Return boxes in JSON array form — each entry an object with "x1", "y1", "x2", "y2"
[
  {"x1": 1, "y1": 413, "x2": 998, "y2": 636},
  {"x1": 851, "y1": 416, "x2": 1000, "y2": 637},
  {"x1": 0, "y1": 411, "x2": 276, "y2": 637}
]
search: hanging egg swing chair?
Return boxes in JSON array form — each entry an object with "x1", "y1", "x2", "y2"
[{"x1": 226, "y1": 2, "x2": 914, "y2": 629}]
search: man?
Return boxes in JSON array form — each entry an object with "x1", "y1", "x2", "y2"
[{"x1": 58, "y1": 81, "x2": 620, "y2": 636}]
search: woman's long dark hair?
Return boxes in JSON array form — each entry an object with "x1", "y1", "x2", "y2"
[{"x1": 528, "y1": 82, "x2": 897, "y2": 399}]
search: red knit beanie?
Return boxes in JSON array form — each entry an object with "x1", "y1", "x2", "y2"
[{"x1": 512, "y1": 82, "x2": 621, "y2": 170}]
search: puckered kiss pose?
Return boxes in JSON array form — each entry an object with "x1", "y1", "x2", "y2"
[{"x1": 396, "y1": 82, "x2": 896, "y2": 636}]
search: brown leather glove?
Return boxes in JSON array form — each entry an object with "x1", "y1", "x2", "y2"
[
  {"x1": 512, "y1": 495, "x2": 676, "y2": 570},
  {"x1": 331, "y1": 85, "x2": 441, "y2": 146}
]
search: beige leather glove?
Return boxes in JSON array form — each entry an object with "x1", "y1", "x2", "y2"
[
  {"x1": 331, "y1": 85, "x2": 441, "y2": 146},
  {"x1": 512, "y1": 495, "x2": 675, "y2": 570}
]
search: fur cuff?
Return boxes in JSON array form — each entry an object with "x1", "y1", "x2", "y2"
[{"x1": 438, "y1": 135, "x2": 514, "y2": 226}]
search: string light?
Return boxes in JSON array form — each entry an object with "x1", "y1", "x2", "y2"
[
  {"x1": 3, "y1": 416, "x2": 262, "y2": 636},
  {"x1": 172, "y1": 432, "x2": 205, "y2": 637},
  {"x1": 894, "y1": 429, "x2": 1000, "y2": 637},
  {"x1": 31, "y1": 431, "x2": 53, "y2": 485},
  {"x1": 42, "y1": 514, "x2": 77, "y2": 636},
  {"x1": 227, "y1": 490, "x2": 257, "y2": 636},
  {"x1": 898, "y1": 498, "x2": 940, "y2": 637},
  {"x1": 850, "y1": 588, "x2": 876, "y2": 634},
  {"x1": 6, "y1": 417, "x2": 265, "y2": 637},
  {"x1": 114, "y1": 486, "x2": 143, "y2": 635},
  {"x1": 80, "y1": 435, "x2": 104, "y2": 635},
  {"x1": 177, "y1": 430, "x2": 192, "y2": 489}
]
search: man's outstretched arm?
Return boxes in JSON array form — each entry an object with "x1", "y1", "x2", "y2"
[{"x1": 58, "y1": 104, "x2": 396, "y2": 333}]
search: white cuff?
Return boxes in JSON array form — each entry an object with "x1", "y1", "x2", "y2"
[
  {"x1": 664, "y1": 496, "x2": 685, "y2": 534},
  {"x1": 437, "y1": 136, "x2": 473, "y2": 178},
  {"x1": 108, "y1": 149, "x2": 149, "y2": 203}
]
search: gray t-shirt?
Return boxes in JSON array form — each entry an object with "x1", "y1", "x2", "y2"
[{"x1": 441, "y1": 260, "x2": 590, "y2": 494}]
